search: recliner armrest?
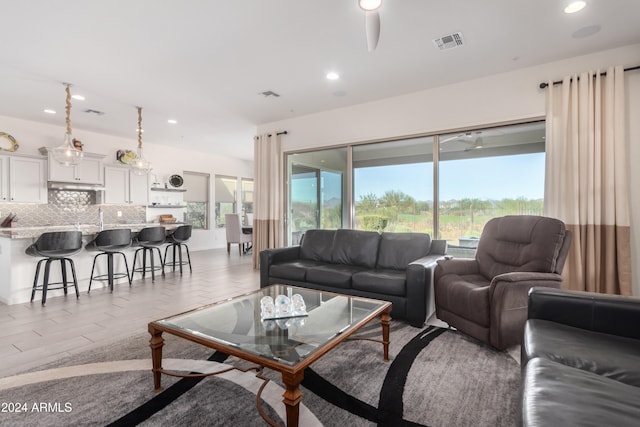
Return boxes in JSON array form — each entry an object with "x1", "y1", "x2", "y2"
[
  {"x1": 434, "y1": 258, "x2": 480, "y2": 278},
  {"x1": 493, "y1": 271, "x2": 563, "y2": 284},
  {"x1": 527, "y1": 287, "x2": 640, "y2": 340}
]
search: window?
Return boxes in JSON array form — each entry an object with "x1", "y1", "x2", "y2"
[
  {"x1": 285, "y1": 120, "x2": 545, "y2": 255},
  {"x1": 215, "y1": 175, "x2": 237, "y2": 227},
  {"x1": 241, "y1": 178, "x2": 253, "y2": 226},
  {"x1": 286, "y1": 148, "x2": 347, "y2": 244},
  {"x1": 183, "y1": 171, "x2": 210, "y2": 230},
  {"x1": 438, "y1": 122, "x2": 545, "y2": 257},
  {"x1": 353, "y1": 137, "x2": 434, "y2": 233}
]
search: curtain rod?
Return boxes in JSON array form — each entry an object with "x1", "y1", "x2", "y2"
[
  {"x1": 254, "y1": 130, "x2": 288, "y2": 139},
  {"x1": 539, "y1": 65, "x2": 640, "y2": 89}
]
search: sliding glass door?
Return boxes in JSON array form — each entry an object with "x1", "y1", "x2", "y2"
[
  {"x1": 353, "y1": 137, "x2": 434, "y2": 234},
  {"x1": 284, "y1": 120, "x2": 545, "y2": 256},
  {"x1": 437, "y1": 122, "x2": 545, "y2": 256},
  {"x1": 287, "y1": 148, "x2": 347, "y2": 244}
]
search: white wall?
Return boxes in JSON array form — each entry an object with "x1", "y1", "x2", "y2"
[
  {"x1": 257, "y1": 44, "x2": 640, "y2": 296},
  {"x1": 0, "y1": 116, "x2": 254, "y2": 250}
]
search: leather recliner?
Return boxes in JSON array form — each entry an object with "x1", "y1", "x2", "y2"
[{"x1": 433, "y1": 215, "x2": 572, "y2": 349}]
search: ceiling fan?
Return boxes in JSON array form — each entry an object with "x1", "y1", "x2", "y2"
[
  {"x1": 359, "y1": 0, "x2": 382, "y2": 52},
  {"x1": 440, "y1": 131, "x2": 485, "y2": 151}
]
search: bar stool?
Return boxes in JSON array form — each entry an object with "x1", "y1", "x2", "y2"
[
  {"x1": 163, "y1": 225, "x2": 193, "y2": 274},
  {"x1": 25, "y1": 231, "x2": 83, "y2": 305},
  {"x1": 131, "y1": 226, "x2": 166, "y2": 282},
  {"x1": 85, "y1": 229, "x2": 132, "y2": 293}
]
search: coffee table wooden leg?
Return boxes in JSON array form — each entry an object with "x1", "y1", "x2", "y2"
[
  {"x1": 281, "y1": 370, "x2": 304, "y2": 427},
  {"x1": 381, "y1": 306, "x2": 391, "y2": 361},
  {"x1": 148, "y1": 325, "x2": 164, "y2": 391}
]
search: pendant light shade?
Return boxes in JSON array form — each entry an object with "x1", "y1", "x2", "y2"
[
  {"x1": 52, "y1": 83, "x2": 83, "y2": 166},
  {"x1": 130, "y1": 106, "x2": 151, "y2": 176}
]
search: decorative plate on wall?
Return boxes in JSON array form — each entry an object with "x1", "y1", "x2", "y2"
[
  {"x1": 169, "y1": 174, "x2": 184, "y2": 187},
  {"x1": 0, "y1": 132, "x2": 19, "y2": 152}
]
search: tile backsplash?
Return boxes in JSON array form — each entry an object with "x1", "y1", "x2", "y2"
[{"x1": 0, "y1": 190, "x2": 146, "y2": 227}]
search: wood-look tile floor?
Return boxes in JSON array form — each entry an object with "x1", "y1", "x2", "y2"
[{"x1": 0, "y1": 248, "x2": 259, "y2": 378}]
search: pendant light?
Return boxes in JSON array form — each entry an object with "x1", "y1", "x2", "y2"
[
  {"x1": 130, "y1": 106, "x2": 151, "y2": 176},
  {"x1": 52, "y1": 83, "x2": 83, "y2": 166}
]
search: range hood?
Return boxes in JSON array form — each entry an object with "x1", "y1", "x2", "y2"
[{"x1": 48, "y1": 182, "x2": 106, "y2": 191}]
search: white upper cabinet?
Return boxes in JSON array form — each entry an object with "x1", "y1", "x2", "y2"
[
  {"x1": 0, "y1": 156, "x2": 8, "y2": 202},
  {"x1": 45, "y1": 151, "x2": 105, "y2": 184},
  {"x1": 104, "y1": 166, "x2": 148, "y2": 205},
  {"x1": 129, "y1": 172, "x2": 149, "y2": 205},
  {"x1": 0, "y1": 155, "x2": 47, "y2": 203}
]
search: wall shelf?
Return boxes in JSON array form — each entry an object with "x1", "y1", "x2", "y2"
[
  {"x1": 147, "y1": 205, "x2": 187, "y2": 209},
  {"x1": 150, "y1": 187, "x2": 186, "y2": 192}
]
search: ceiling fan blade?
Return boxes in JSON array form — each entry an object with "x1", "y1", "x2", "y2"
[{"x1": 365, "y1": 10, "x2": 380, "y2": 52}]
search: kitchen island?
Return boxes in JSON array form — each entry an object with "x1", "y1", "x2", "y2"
[{"x1": 0, "y1": 223, "x2": 179, "y2": 305}]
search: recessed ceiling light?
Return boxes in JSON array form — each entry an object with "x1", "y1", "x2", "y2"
[
  {"x1": 359, "y1": 0, "x2": 382, "y2": 11},
  {"x1": 71, "y1": 94, "x2": 85, "y2": 101},
  {"x1": 167, "y1": 119, "x2": 177, "y2": 124},
  {"x1": 44, "y1": 109, "x2": 56, "y2": 114},
  {"x1": 564, "y1": 1, "x2": 586, "y2": 14},
  {"x1": 326, "y1": 72, "x2": 340, "y2": 80}
]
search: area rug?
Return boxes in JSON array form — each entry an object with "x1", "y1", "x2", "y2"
[{"x1": 0, "y1": 323, "x2": 520, "y2": 426}]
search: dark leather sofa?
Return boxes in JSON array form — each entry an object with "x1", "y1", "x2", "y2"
[
  {"x1": 521, "y1": 287, "x2": 640, "y2": 427},
  {"x1": 259, "y1": 229, "x2": 447, "y2": 327}
]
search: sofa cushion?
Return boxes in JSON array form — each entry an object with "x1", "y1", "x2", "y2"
[
  {"x1": 306, "y1": 264, "x2": 366, "y2": 289},
  {"x1": 377, "y1": 232, "x2": 431, "y2": 270},
  {"x1": 352, "y1": 269, "x2": 406, "y2": 297},
  {"x1": 433, "y1": 273, "x2": 490, "y2": 326},
  {"x1": 331, "y1": 229, "x2": 380, "y2": 268},
  {"x1": 299, "y1": 229, "x2": 336, "y2": 263},
  {"x1": 523, "y1": 319, "x2": 640, "y2": 387},
  {"x1": 269, "y1": 260, "x2": 326, "y2": 282},
  {"x1": 522, "y1": 358, "x2": 640, "y2": 427}
]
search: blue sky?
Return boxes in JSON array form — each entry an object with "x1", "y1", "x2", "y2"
[
  {"x1": 292, "y1": 153, "x2": 545, "y2": 203},
  {"x1": 354, "y1": 153, "x2": 545, "y2": 201}
]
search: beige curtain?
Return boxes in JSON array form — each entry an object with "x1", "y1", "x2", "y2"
[
  {"x1": 544, "y1": 65, "x2": 632, "y2": 295},
  {"x1": 252, "y1": 133, "x2": 284, "y2": 269}
]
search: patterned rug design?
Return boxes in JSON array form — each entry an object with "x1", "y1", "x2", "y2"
[{"x1": 0, "y1": 323, "x2": 520, "y2": 426}]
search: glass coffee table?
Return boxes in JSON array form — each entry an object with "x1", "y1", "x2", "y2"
[{"x1": 148, "y1": 284, "x2": 392, "y2": 427}]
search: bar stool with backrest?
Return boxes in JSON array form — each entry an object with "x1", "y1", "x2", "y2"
[
  {"x1": 131, "y1": 226, "x2": 166, "y2": 282},
  {"x1": 85, "y1": 228, "x2": 132, "y2": 293},
  {"x1": 25, "y1": 230, "x2": 83, "y2": 305},
  {"x1": 163, "y1": 225, "x2": 193, "y2": 274}
]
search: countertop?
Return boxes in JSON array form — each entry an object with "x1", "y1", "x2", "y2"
[{"x1": 0, "y1": 223, "x2": 182, "y2": 240}]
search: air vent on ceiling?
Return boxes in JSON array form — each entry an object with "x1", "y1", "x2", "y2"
[
  {"x1": 260, "y1": 90, "x2": 280, "y2": 98},
  {"x1": 83, "y1": 108, "x2": 105, "y2": 116},
  {"x1": 433, "y1": 32, "x2": 464, "y2": 50}
]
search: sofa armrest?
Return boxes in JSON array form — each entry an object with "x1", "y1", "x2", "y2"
[
  {"x1": 429, "y1": 239, "x2": 448, "y2": 255},
  {"x1": 405, "y1": 254, "x2": 444, "y2": 327},
  {"x1": 259, "y1": 246, "x2": 301, "y2": 288},
  {"x1": 410, "y1": 254, "x2": 445, "y2": 269},
  {"x1": 527, "y1": 287, "x2": 640, "y2": 340}
]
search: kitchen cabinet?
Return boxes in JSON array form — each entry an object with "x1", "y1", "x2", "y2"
[
  {"x1": 0, "y1": 155, "x2": 47, "y2": 203},
  {"x1": 45, "y1": 151, "x2": 105, "y2": 184},
  {"x1": 0, "y1": 157, "x2": 7, "y2": 201},
  {"x1": 104, "y1": 166, "x2": 148, "y2": 205}
]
